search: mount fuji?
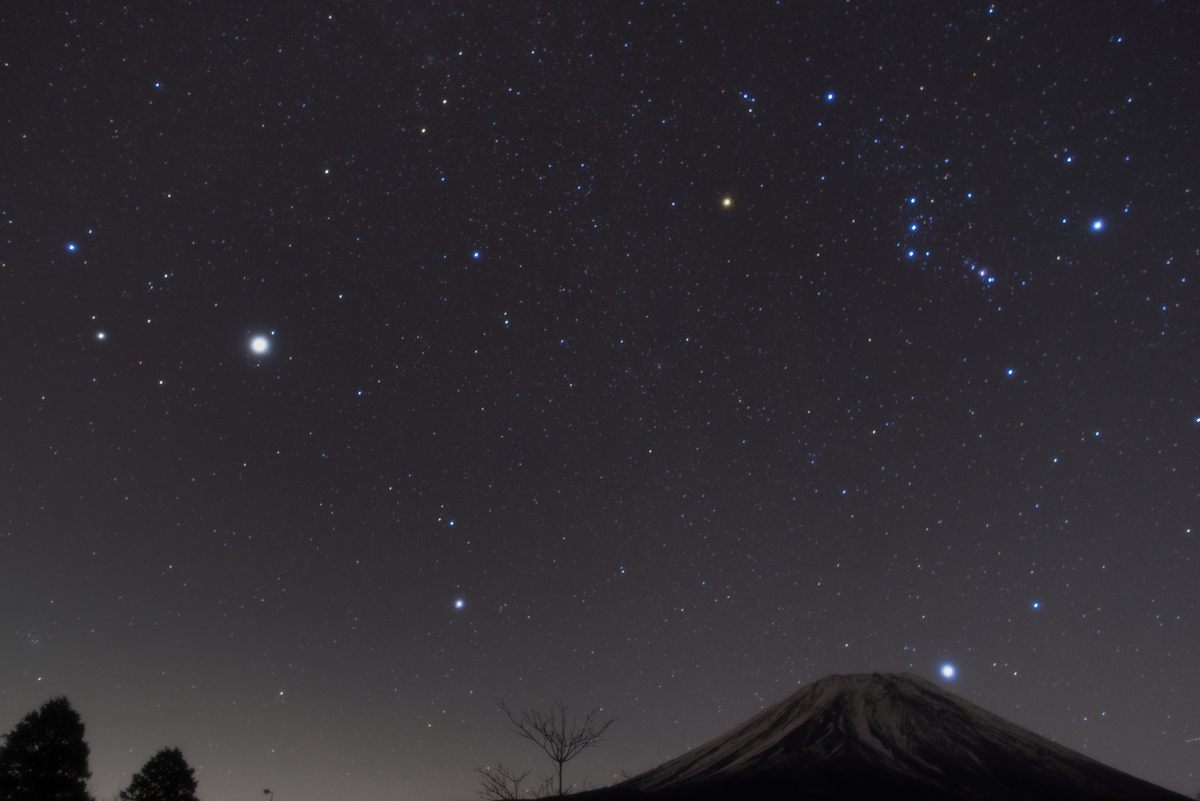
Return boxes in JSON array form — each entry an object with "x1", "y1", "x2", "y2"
[{"x1": 581, "y1": 673, "x2": 1187, "y2": 801}]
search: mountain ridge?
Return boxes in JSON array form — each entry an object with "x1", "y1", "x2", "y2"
[{"x1": 576, "y1": 672, "x2": 1189, "y2": 801}]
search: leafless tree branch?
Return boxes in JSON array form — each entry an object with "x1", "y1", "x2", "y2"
[
  {"x1": 475, "y1": 763, "x2": 530, "y2": 800},
  {"x1": 497, "y1": 699, "x2": 616, "y2": 796}
]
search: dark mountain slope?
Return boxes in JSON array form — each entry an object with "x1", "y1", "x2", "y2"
[{"x1": 579, "y1": 673, "x2": 1187, "y2": 801}]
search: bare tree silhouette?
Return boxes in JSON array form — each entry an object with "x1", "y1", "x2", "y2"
[
  {"x1": 475, "y1": 763, "x2": 529, "y2": 800},
  {"x1": 498, "y1": 700, "x2": 616, "y2": 796},
  {"x1": 530, "y1": 774, "x2": 556, "y2": 798}
]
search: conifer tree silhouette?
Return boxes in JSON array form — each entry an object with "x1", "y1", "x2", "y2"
[
  {"x1": 0, "y1": 697, "x2": 94, "y2": 801},
  {"x1": 120, "y1": 748, "x2": 199, "y2": 801}
]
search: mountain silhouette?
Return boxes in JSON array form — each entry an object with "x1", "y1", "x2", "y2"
[{"x1": 581, "y1": 673, "x2": 1188, "y2": 801}]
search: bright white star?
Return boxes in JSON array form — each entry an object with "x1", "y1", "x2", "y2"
[
  {"x1": 250, "y1": 335, "x2": 270, "y2": 355},
  {"x1": 940, "y1": 663, "x2": 957, "y2": 680}
]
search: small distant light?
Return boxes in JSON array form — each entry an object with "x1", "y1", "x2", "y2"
[
  {"x1": 96, "y1": 331, "x2": 107, "y2": 341},
  {"x1": 454, "y1": 598, "x2": 465, "y2": 610},
  {"x1": 940, "y1": 663, "x2": 957, "y2": 680},
  {"x1": 471, "y1": 250, "x2": 482, "y2": 260},
  {"x1": 448, "y1": 519, "x2": 456, "y2": 527},
  {"x1": 721, "y1": 195, "x2": 734, "y2": 208},
  {"x1": 1032, "y1": 601, "x2": 1041, "y2": 609},
  {"x1": 824, "y1": 90, "x2": 836, "y2": 103},
  {"x1": 153, "y1": 81, "x2": 161, "y2": 89},
  {"x1": 66, "y1": 242, "x2": 78, "y2": 253},
  {"x1": 1005, "y1": 367, "x2": 1015, "y2": 377},
  {"x1": 909, "y1": 223, "x2": 919, "y2": 232},
  {"x1": 908, "y1": 196, "x2": 918, "y2": 205},
  {"x1": 1091, "y1": 218, "x2": 1105, "y2": 232}
]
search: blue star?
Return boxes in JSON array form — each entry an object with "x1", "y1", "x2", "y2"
[
  {"x1": 909, "y1": 222, "x2": 919, "y2": 232},
  {"x1": 1031, "y1": 600, "x2": 1041, "y2": 610},
  {"x1": 66, "y1": 242, "x2": 78, "y2": 253},
  {"x1": 1090, "y1": 218, "x2": 1105, "y2": 232},
  {"x1": 453, "y1": 598, "x2": 465, "y2": 610},
  {"x1": 908, "y1": 196, "x2": 918, "y2": 205},
  {"x1": 940, "y1": 663, "x2": 957, "y2": 680},
  {"x1": 470, "y1": 249, "x2": 482, "y2": 260},
  {"x1": 823, "y1": 90, "x2": 836, "y2": 103},
  {"x1": 1005, "y1": 367, "x2": 1016, "y2": 377}
]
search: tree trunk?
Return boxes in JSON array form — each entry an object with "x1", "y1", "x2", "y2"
[{"x1": 558, "y1": 760, "x2": 563, "y2": 796}]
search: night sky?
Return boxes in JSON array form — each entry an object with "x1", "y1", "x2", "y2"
[{"x1": 2, "y1": 2, "x2": 1198, "y2": 799}]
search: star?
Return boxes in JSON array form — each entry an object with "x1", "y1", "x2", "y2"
[
  {"x1": 940, "y1": 663, "x2": 957, "y2": 680},
  {"x1": 453, "y1": 598, "x2": 465, "y2": 610},
  {"x1": 66, "y1": 242, "x2": 78, "y2": 253},
  {"x1": 95, "y1": 331, "x2": 107, "y2": 341},
  {"x1": 250, "y1": 335, "x2": 271, "y2": 355},
  {"x1": 1031, "y1": 601, "x2": 1041, "y2": 610},
  {"x1": 1090, "y1": 218, "x2": 1105, "y2": 232},
  {"x1": 823, "y1": 90, "x2": 836, "y2": 103},
  {"x1": 721, "y1": 195, "x2": 734, "y2": 208}
]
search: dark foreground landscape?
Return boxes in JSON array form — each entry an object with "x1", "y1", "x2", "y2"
[{"x1": 574, "y1": 674, "x2": 1190, "y2": 801}]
